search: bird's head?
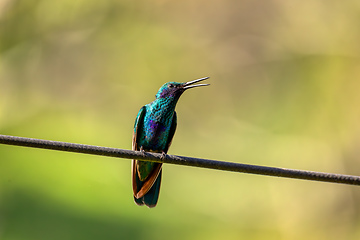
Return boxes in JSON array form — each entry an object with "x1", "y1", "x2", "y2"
[{"x1": 155, "y1": 77, "x2": 210, "y2": 99}]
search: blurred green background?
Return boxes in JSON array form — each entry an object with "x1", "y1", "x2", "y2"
[{"x1": 1, "y1": 0, "x2": 360, "y2": 239}]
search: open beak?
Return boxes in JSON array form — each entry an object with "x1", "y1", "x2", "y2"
[{"x1": 183, "y1": 77, "x2": 210, "y2": 90}]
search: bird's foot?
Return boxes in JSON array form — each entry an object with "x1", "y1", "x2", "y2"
[
  {"x1": 160, "y1": 151, "x2": 167, "y2": 160},
  {"x1": 139, "y1": 146, "x2": 146, "y2": 157}
]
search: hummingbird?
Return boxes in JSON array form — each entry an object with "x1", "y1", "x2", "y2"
[{"x1": 132, "y1": 77, "x2": 210, "y2": 208}]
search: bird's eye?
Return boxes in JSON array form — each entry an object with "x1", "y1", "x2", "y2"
[{"x1": 169, "y1": 84, "x2": 175, "y2": 88}]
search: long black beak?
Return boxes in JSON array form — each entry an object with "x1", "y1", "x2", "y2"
[{"x1": 183, "y1": 77, "x2": 210, "y2": 90}]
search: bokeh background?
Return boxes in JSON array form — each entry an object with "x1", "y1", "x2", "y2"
[{"x1": 1, "y1": 0, "x2": 360, "y2": 239}]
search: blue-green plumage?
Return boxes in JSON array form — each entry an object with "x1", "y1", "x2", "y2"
[{"x1": 132, "y1": 77, "x2": 209, "y2": 208}]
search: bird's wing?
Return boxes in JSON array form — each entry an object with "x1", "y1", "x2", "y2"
[
  {"x1": 164, "y1": 111, "x2": 177, "y2": 153},
  {"x1": 132, "y1": 106, "x2": 146, "y2": 198},
  {"x1": 132, "y1": 106, "x2": 146, "y2": 151}
]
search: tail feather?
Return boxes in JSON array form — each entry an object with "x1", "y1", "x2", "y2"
[
  {"x1": 133, "y1": 169, "x2": 145, "y2": 206},
  {"x1": 133, "y1": 164, "x2": 162, "y2": 208},
  {"x1": 143, "y1": 170, "x2": 162, "y2": 208}
]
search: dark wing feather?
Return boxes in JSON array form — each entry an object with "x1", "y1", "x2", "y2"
[
  {"x1": 131, "y1": 106, "x2": 146, "y2": 198},
  {"x1": 132, "y1": 106, "x2": 146, "y2": 151}
]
